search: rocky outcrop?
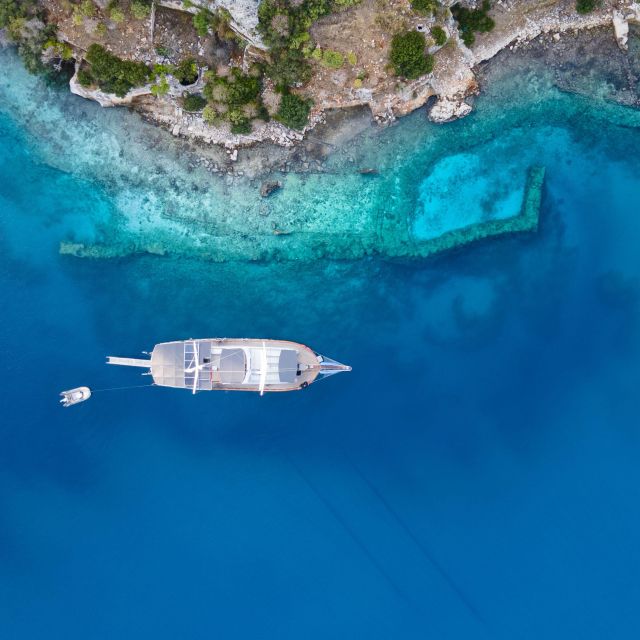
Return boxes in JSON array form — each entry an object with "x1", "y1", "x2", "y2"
[
  {"x1": 157, "y1": 0, "x2": 264, "y2": 48},
  {"x1": 613, "y1": 10, "x2": 630, "y2": 48},
  {"x1": 428, "y1": 97, "x2": 473, "y2": 123},
  {"x1": 613, "y1": 3, "x2": 640, "y2": 50},
  {"x1": 69, "y1": 66, "x2": 153, "y2": 106}
]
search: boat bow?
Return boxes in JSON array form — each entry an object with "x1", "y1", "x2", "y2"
[{"x1": 318, "y1": 355, "x2": 352, "y2": 378}]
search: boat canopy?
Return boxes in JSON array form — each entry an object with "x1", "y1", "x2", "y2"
[{"x1": 219, "y1": 349, "x2": 245, "y2": 384}]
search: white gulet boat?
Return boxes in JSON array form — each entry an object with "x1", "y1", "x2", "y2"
[{"x1": 108, "y1": 338, "x2": 351, "y2": 395}]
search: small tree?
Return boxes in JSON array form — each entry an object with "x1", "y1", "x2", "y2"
[
  {"x1": 183, "y1": 93, "x2": 207, "y2": 111},
  {"x1": 229, "y1": 109, "x2": 252, "y2": 134},
  {"x1": 0, "y1": 1, "x2": 33, "y2": 29},
  {"x1": 390, "y1": 31, "x2": 433, "y2": 79},
  {"x1": 431, "y1": 26, "x2": 447, "y2": 46},
  {"x1": 451, "y1": 1, "x2": 495, "y2": 47},
  {"x1": 277, "y1": 93, "x2": 311, "y2": 130},
  {"x1": 130, "y1": 0, "x2": 151, "y2": 20},
  {"x1": 322, "y1": 50, "x2": 344, "y2": 69},
  {"x1": 77, "y1": 68, "x2": 94, "y2": 87},
  {"x1": 202, "y1": 105, "x2": 221, "y2": 125},
  {"x1": 151, "y1": 75, "x2": 169, "y2": 97},
  {"x1": 266, "y1": 49, "x2": 312, "y2": 88}
]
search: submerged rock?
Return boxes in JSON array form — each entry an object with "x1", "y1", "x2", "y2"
[{"x1": 260, "y1": 180, "x2": 282, "y2": 197}]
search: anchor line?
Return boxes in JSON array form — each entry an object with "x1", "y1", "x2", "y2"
[{"x1": 91, "y1": 383, "x2": 157, "y2": 393}]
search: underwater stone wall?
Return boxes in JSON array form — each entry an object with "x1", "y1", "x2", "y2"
[{"x1": 59, "y1": 166, "x2": 545, "y2": 262}]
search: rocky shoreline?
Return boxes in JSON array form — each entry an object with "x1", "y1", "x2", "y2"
[
  {"x1": 2, "y1": 3, "x2": 640, "y2": 185},
  {"x1": 148, "y1": 20, "x2": 640, "y2": 184},
  {"x1": 61, "y1": 18, "x2": 639, "y2": 189},
  {"x1": 54, "y1": 1, "x2": 640, "y2": 151}
]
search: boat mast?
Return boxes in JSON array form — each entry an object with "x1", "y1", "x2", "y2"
[{"x1": 259, "y1": 341, "x2": 267, "y2": 396}]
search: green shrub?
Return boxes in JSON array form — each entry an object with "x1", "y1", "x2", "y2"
[
  {"x1": 193, "y1": 8, "x2": 218, "y2": 37},
  {"x1": 203, "y1": 76, "x2": 228, "y2": 102},
  {"x1": 183, "y1": 92, "x2": 207, "y2": 111},
  {"x1": 155, "y1": 45, "x2": 172, "y2": 57},
  {"x1": 576, "y1": 0, "x2": 598, "y2": 13},
  {"x1": 130, "y1": 0, "x2": 151, "y2": 20},
  {"x1": 151, "y1": 75, "x2": 169, "y2": 97},
  {"x1": 431, "y1": 25, "x2": 447, "y2": 46},
  {"x1": 204, "y1": 68, "x2": 261, "y2": 106},
  {"x1": 77, "y1": 67, "x2": 94, "y2": 87},
  {"x1": 256, "y1": 0, "x2": 361, "y2": 91},
  {"x1": 94, "y1": 21, "x2": 107, "y2": 37},
  {"x1": 202, "y1": 104, "x2": 221, "y2": 125},
  {"x1": 333, "y1": 0, "x2": 361, "y2": 7},
  {"x1": 44, "y1": 39, "x2": 74, "y2": 61},
  {"x1": 266, "y1": 49, "x2": 312, "y2": 88},
  {"x1": 80, "y1": 0, "x2": 96, "y2": 18},
  {"x1": 174, "y1": 57, "x2": 198, "y2": 85},
  {"x1": 72, "y1": 8, "x2": 84, "y2": 26},
  {"x1": 202, "y1": 68, "x2": 265, "y2": 131},
  {"x1": 153, "y1": 63, "x2": 173, "y2": 75},
  {"x1": 451, "y1": 1, "x2": 495, "y2": 47},
  {"x1": 0, "y1": 0, "x2": 37, "y2": 29},
  {"x1": 390, "y1": 31, "x2": 433, "y2": 79},
  {"x1": 347, "y1": 51, "x2": 357, "y2": 65},
  {"x1": 411, "y1": 0, "x2": 439, "y2": 16},
  {"x1": 226, "y1": 69, "x2": 262, "y2": 106},
  {"x1": 85, "y1": 43, "x2": 151, "y2": 96},
  {"x1": 322, "y1": 49, "x2": 344, "y2": 69},
  {"x1": 6, "y1": 15, "x2": 25, "y2": 40},
  {"x1": 6, "y1": 8, "x2": 56, "y2": 75},
  {"x1": 277, "y1": 92, "x2": 311, "y2": 130},
  {"x1": 109, "y1": 6, "x2": 125, "y2": 23},
  {"x1": 229, "y1": 111, "x2": 252, "y2": 134},
  {"x1": 258, "y1": 0, "x2": 332, "y2": 49}
]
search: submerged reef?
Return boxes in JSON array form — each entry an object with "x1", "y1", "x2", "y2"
[{"x1": 58, "y1": 166, "x2": 544, "y2": 261}]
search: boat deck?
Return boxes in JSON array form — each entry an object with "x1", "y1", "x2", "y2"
[{"x1": 150, "y1": 338, "x2": 321, "y2": 393}]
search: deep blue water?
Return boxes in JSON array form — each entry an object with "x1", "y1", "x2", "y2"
[{"x1": 2, "y1": 55, "x2": 640, "y2": 639}]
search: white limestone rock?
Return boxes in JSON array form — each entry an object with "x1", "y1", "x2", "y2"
[
  {"x1": 69, "y1": 68, "x2": 152, "y2": 107},
  {"x1": 613, "y1": 10, "x2": 629, "y2": 50},
  {"x1": 428, "y1": 98, "x2": 472, "y2": 123}
]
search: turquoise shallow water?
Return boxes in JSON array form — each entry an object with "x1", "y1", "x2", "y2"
[
  {"x1": 1, "y1": 46, "x2": 640, "y2": 638},
  {"x1": 2, "y1": 48, "x2": 638, "y2": 260}
]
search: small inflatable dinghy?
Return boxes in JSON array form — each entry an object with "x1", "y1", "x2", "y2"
[{"x1": 60, "y1": 386, "x2": 91, "y2": 407}]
